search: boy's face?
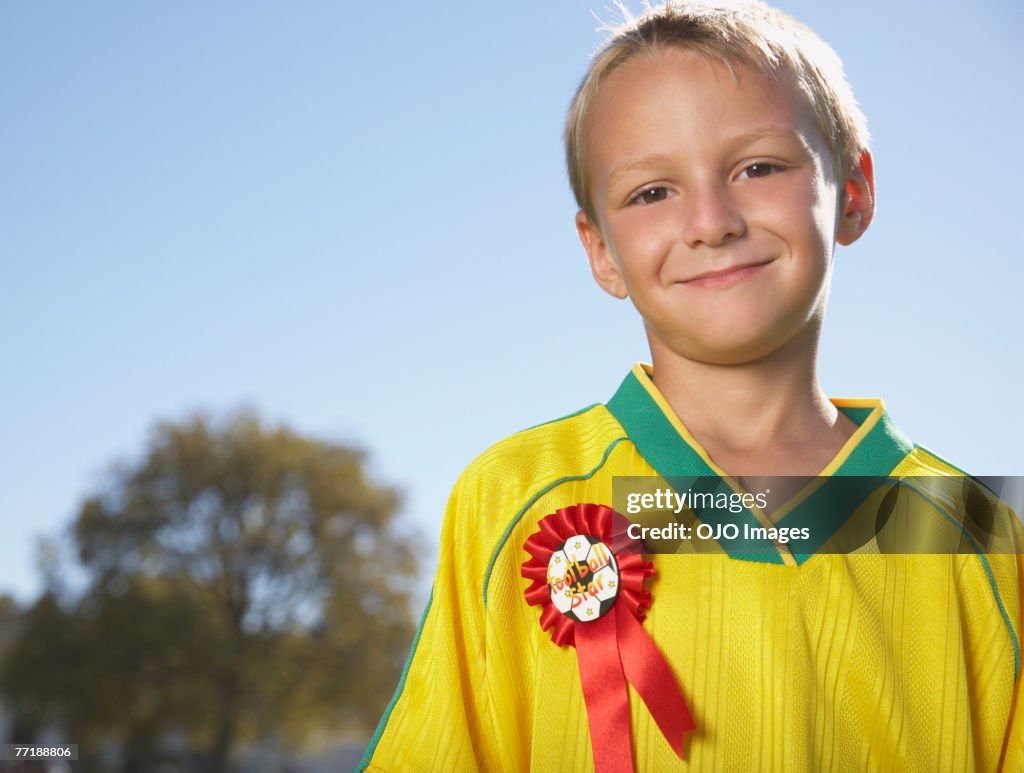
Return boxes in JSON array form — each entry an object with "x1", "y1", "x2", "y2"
[{"x1": 576, "y1": 49, "x2": 873, "y2": 366}]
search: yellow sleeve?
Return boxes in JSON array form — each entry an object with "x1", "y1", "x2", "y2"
[
  {"x1": 357, "y1": 470, "x2": 495, "y2": 773},
  {"x1": 998, "y1": 515, "x2": 1024, "y2": 771},
  {"x1": 1000, "y1": 639, "x2": 1024, "y2": 769}
]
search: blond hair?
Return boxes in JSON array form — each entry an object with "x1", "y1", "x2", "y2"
[{"x1": 565, "y1": 0, "x2": 869, "y2": 221}]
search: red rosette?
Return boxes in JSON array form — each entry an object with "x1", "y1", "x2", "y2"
[
  {"x1": 521, "y1": 503, "x2": 695, "y2": 773},
  {"x1": 522, "y1": 502, "x2": 651, "y2": 647}
]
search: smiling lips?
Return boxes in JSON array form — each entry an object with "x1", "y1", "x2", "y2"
[{"x1": 680, "y1": 259, "x2": 774, "y2": 289}]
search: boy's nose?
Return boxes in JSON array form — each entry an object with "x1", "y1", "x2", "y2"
[{"x1": 681, "y1": 182, "x2": 746, "y2": 248}]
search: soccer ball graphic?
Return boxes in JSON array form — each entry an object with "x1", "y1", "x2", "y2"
[{"x1": 546, "y1": 533, "x2": 620, "y2": 622}]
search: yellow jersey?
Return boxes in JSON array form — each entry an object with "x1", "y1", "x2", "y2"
[{"x1": 358, "y1": 364, "x2": 1024, "y2": 772}]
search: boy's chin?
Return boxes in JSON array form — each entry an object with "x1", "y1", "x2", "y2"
[{"x1": 647, "y1": 327, "x2": 814, "y2": 367}]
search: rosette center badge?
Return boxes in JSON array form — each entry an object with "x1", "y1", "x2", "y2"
[{"x1": 547, "y1": 534, "x2": 620, "y2": 622}]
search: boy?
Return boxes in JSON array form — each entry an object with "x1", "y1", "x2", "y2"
[{"x1": 359, "y1": 2, "x2": 1023, "y2": 771}]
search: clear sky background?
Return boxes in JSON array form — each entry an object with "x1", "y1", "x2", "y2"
[{"x1": 2, "y1": 1, "x2": 1022, "y2": 607}]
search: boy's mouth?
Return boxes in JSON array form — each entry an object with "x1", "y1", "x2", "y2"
[{"x1": 680, "y1": 259, "x2": 774, "y2": 289}]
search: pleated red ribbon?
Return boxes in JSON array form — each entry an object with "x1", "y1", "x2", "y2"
[{"x1": 521, "y1": 503, "x2": 695, "y2": 772}]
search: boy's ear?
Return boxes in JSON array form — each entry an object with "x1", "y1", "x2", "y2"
[
  {"x1": 576, "y1": 210, "x2": 628, "y2": 299},
  {"x1": 836, "y1": 150, "x2": 875, "y2": 246}
]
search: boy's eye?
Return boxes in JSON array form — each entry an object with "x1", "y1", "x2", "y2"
[
  {"x1": 630, "y1": 186, "x2": 670, "y2": 205},
  {"x1": 739, "y1": 163, "x2": 782, "y2": 180}
]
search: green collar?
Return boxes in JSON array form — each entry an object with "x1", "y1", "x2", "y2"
[{"x1": 606, "y1": 365, "x2": 914, "y2": 565}]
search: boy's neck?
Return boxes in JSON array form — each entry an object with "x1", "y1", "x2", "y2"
[{"x1": 647, "y1": 334, "x2": 858, "y2": 478}]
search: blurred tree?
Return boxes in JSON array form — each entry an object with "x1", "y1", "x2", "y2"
[
  {"x1": 0, "y1": 595, "x2": 18, "y2": 617},
  {"x1": 0, "y1": 410, "x2": 418, "y2": 772}
]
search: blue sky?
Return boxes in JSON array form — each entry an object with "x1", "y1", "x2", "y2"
[{"x1": 2, "y1": 1, "x2": 1022, "y2": 605}]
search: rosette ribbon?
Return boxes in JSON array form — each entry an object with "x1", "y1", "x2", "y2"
[{"x1": 521, "y1": 503, "x2": 695, "y2": 773}]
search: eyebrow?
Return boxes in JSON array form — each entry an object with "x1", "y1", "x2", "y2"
[
  {"x1": 603, "y1": 126, "x2": 809, "y2": 192},
  {"x1": 605, "y1": 153, "x2": 679, "y2": 192}
]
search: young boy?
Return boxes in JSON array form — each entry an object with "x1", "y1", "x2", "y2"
[{"x1": 358, "y1": 2, "x2": 1023, "y2": 770}]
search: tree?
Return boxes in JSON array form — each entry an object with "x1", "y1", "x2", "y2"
[{"x1": 0, "y1": 409, "x2": 418, "y2": 772}]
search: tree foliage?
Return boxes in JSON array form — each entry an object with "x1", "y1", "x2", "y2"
[{"x1": 0, "y1": 409, "x2": 418, "y2": 771}]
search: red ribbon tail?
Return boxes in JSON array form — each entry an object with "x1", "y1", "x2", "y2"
[
  {"x1": 575, "y1": 609, "x2": 634, "y2": 773},
  {"x1": 617, "y1": 609, "x2": 695, "y2": 760}
]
